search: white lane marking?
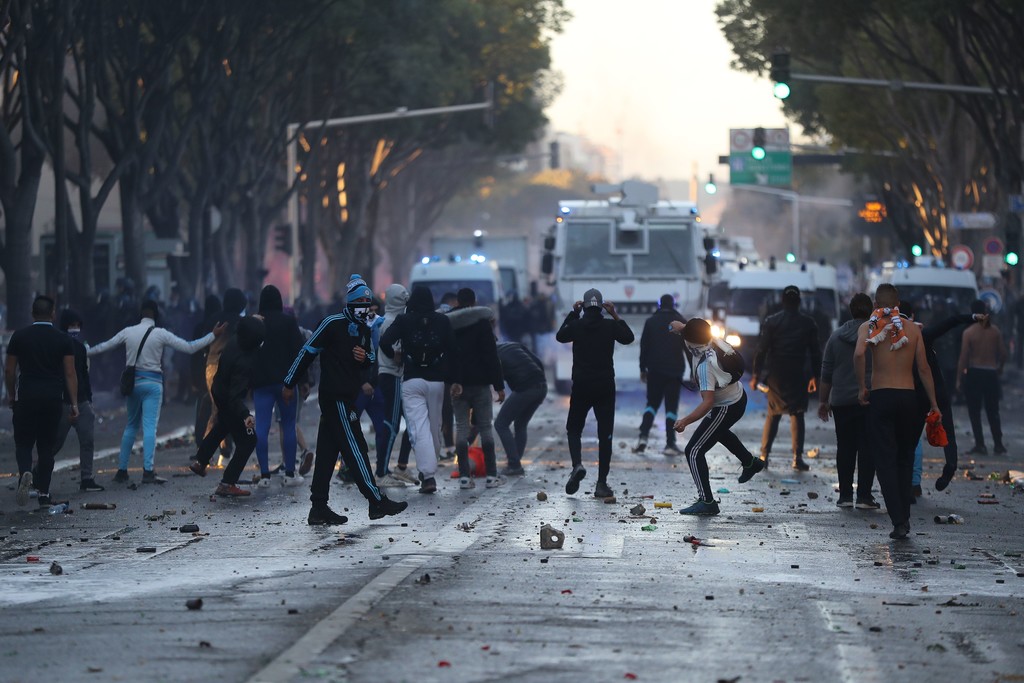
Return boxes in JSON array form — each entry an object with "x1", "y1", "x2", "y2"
[
  {"x1": 817, "y1": 601, "x2": 882, "y2": 683},
  {"x1": 248, "y1": 556, "x2": 427, "y2": 683},
  {"x1": 247, "y1": 482, "x2": 520, "y2": 683},
  {"x1": 52, "y1": 426, "x2": 191, "y2": 473}
]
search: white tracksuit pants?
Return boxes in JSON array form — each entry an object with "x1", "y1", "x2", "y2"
[{"x1": 401, "y1": 377, "x2": 444, "y2": 478}]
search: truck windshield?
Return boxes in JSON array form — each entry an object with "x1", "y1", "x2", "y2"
[
  {"x1": 632, "y1": 223, "x2": 697, "y2": 276},
  {"x1": 562, "y1": 221, "x2": 626, "y2": 277},
  {"x1": 729, "y1": 288, "x2": 777, "y2": 317},
  {"x1": 409, "y1": 281, "x2": 496, "y2": 306},
  {"x1": 896, "y1": 286, "x2": 977, "y2": 322}
]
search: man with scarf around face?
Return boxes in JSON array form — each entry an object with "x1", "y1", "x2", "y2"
[
  {"x1": 672, "y1": 318, "x2": 764, "y2": 515},
  {"x1": 283, "y1": 275, "x2": 408, "y2": 525},
  {"x1": 555, "y1": 288, "x2": 634, "y2": 499}
]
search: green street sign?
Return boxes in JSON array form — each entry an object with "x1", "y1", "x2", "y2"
[{"x1": 728, "y1": 128, "x2": 792, "y2": 187}]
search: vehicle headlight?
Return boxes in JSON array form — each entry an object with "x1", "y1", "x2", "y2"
[
  {"x1": 710, "y1": 324, "x2": 724, "y2": 339},
  {"x1": 725, "y1": 334, "x2": 742, "y2": 347}
]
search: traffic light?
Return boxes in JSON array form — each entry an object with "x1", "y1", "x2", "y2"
[
  {"x1": 273, "y1": 224, "x2": 292, "y2": 255},
  {"x1": 473, "y1": 229, "x2": 484, "y2": 248},
  {"x1": 751, "y1": 127, "x2": 766, "y2": 160},
  {"x1": 770, "y1": 52, "x2": 791, "y2": 99},
  {"x1": 785, "y1": 252, "x2": 796, "y2": 263},
  {"x1": 1006, "y1": 214, "x2": 1022, "y2": 266},
  {"x1": 549, "y1": 140, "x2": 560, "y2": 169},
  {"x1": 704, "y1": 173, "x2": 717, "y2": 195},
  {"x1": 911, "y1": 244, "x2": 923, "y2": 257}
]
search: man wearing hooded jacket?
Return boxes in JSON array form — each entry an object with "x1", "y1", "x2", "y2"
[
  {"x1": 635, "y1": 294, "x2": 687, "y2": 455},
  {"x1": 374, "y1": 284, "x2": 413, "y2": 485},
  {"x1": 556, "y1": 288, "x2": 634, "y2": 499},
  {"x1": 284, "y1": 275, "x2": 407, "y2": 525}
]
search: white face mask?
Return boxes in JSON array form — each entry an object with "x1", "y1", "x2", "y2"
[
  {"x1": 685, "y1": 341, "x2": 711, "y2": 356},
  {"x1": 350, "y1": 305, "x2": 371, "y2": 323}
]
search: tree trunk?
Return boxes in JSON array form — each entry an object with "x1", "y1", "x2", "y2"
[
  {"x1": 299, "y1": 196, "x2": 317, "y2": 303},
  {"x1": 1, "y1": 148, "x2": 45, "y2": 330},
  {"x1": 119, "y1": 173, "x2": 146, "y2": 292}
]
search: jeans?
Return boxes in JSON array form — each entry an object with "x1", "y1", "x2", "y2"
[
  {"x1": 454, "y1": 385, "x2": 498, "y2": 478},
  {"x1": 355, "y1": 385, "x2": 388, "y2": 473},
  {"x1": 54, "y1": 400, "x2": 96, "y2": 480},
  {"x1": 14, "y1": 398, "x2": 64, "y2": 495},
  {"x1": 494, "y1": 383, "x2": 547, "y2": 469},
  {"x1": 120, "y1": 373, "x2": 163, "y2": 471},
  {"x1": 375, "y1": 374, "x2": 404, "y2": 477},
  {"x1": 401, "y1": 378, "x2": 444, "y2": 477},
  {"x1": 831, "y1": 404, "x2": 874, "y2": 500},
  {"x1": 254, "y1": 384, "x2": 297, "y2": 476}
]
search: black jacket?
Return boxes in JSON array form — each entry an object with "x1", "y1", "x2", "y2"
[
  {"x1": 379, "y1": 286, "x2": 457, "y2": 384},
  {"x1": 65, "y1": 336, "x2": 92, "y2": 404},
  {"x1": 752, "y1": 306, "x2": 821, "y2": 411},
  {"x1": 206, "y1": 288, "x2": 247, "y2": 374},
  {"x1": 211, "y1": 317, "x2": 265, "y2": 423},
  {"x1": 497, "y1": 342, "x2": 546, "y2": 392},
  {"x1": 447, "y1": 306, "x2": 504, "y2": 390},
  {"x1": 639, "y1": 308, "x2": 686, "y2": 376},
  {"x1": 555, "y1": 307, "x2": 634, "y2": 383},
  {"x1": 253, "y1": 286, "x2": 305, "y2": 388},
  {"x1": 284, "y1": 310, "x2": 373, "y2": 403}
]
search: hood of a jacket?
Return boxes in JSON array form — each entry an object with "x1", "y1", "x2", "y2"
[
  {"x1": 258, "y1": 285, "x2": 283, "y2": 314},
  {"x1": 837, "y1": 318, "x2": 864, "y2": 344},
  {"x1": 385, "y1": 284, "x2": 409, "y2": 317},
  {"x1": 223, "y1": 288, "x2": 247, "y2": 317},
  {"x1": 447, "y1": 305, "x2": 494, "y2": 330},
  {"x1": 407, "y1": 286, "x2": 435, "y2": 314},
  {"x1": 236, "y1": 316, "x2": 266, "y2": 352}
]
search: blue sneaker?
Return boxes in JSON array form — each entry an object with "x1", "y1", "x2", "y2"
[{"x1": 679, "y1": 499, "x2": 720, "y2": 516}]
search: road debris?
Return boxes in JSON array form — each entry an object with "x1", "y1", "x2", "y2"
[
  {"x1": 630, "y1": 503, "x2": 646, "y2": 516},
  {"x1": 415, "y1": 573, "x2": 431, "y2": 585},
  {"x1": 186, "y1": 598, "x2": 203, "y2": 610},
  {"x1": 179, "y1": 524, "x2": 200, "y2": 533},
  {"x1": 81, "y1": 503, "x2": 116, "y2": 510},
  {"x1": 934, "y1": 514, "x2": 964, "y2": 524},
  {"x1": 537, "y1": 491, "x2": 548, "y2": 501},
  {"x1": 683, "y1": 535, "x2": 713, "y2": 547},
  {"x1": 540, "y1": 524, "x2": 565, "y2": 549},
  {"x1": 641, "y1": 524, "x2": 657, "y2": 531},
  {"x1": 49, "y1": 561, "x2": 62, "y2": 575},
  {"x1": 807, "y1": 491, "x2": 819, "y2": 500},
  {"x1": 654, "y1": 502, "x2": 672, "y2": 509}
]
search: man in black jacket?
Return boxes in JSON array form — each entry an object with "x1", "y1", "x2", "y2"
[
  {"x1": 448, "y1": 288, "x2": 506, "y2": 489},
  {"x1": 189, "y1": 316, "x2": 266, "y2": 497},
  {"x1": 635, "y1": 294, "x2": 686, "y2": 456},
  {"x1": 379, "y1": 286, "x2": 458, "y2": 494},
  {"x1": 495, "y1": 341, "x2": 547, "y2": 476},
  {"x1": 749, "y1": 286, "x2": 821, "y2": 471},
  {"x1": 283, "y1": 275, "x2": 408, "y2": 524},
  {"x1": 556, "y1": 288, "x2": 635, "y2": 498},
  {"x1": 53, "y1": 309, "x2": 104, "y2": 492}
]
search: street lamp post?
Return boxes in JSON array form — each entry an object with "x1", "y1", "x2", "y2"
[{"x1": 729, "y1": 185, "x2": 852, "y2": 260}]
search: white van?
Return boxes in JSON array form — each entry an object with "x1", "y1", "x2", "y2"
[
  {"x1": 715, "y1": 269, "x2": 817, "y2": 360},
  {"x1": 408, "y1": 259, "x2": 504, "y2": 309},
  {"x1": 866, "y1": 266, "x2": 979, "y2": 319}
]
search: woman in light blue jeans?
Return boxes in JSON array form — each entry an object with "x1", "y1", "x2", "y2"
[{"x1": 90, "y1": 300, "x2": 224, "y2": 484}]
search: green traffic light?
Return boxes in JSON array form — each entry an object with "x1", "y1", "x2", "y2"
[
  {"x1": 704, "y1": 182, "x2": 717, "y2": 195},
  {"x1": 773, "y1": 82, "x2": 791, "y2": 99},
  {"x1": 911, "y1": 244, "x2": 923, "y2": 257},
  {"x1": 1006, "y1": 252, "x2": 1019, "y2": 266},
  {"x1": 785, "y1": 252, "x2": 796, "y2": 263},
  {"x1": 751, "y1": 146, "x2": 766, "y2": 160}
]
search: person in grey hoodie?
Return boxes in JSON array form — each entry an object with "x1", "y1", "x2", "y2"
[
  {"x1": 817, "y1": 293, "x2": 877, "y2": 508},
  {"x1": 374, "y1": 284, "x2": 413, "y2": 486}
]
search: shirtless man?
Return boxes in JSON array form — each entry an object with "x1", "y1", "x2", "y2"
[
  {"x1": 956, "y1": 300, "x2": 1007, "y2": 455},
  {"x1": 854, "y1": 284, "x2": 940, "y2": 540}
]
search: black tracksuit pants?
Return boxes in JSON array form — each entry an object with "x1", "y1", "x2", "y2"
[
  {"x1": 963, "y1": 368, "x2": 1003, "y2": 449},
  {"x1": 869, "y1": 389, "x2": 920, "y2": 527},
  {"x1": 831, "y1": 404, "x2": 874, "y2": 500},
  {"x1": 312, "y1": 395, "x2": 382, "y2": 507},
  {"x1": 566, "y1": 378, "x2": 615, "y2": 483},
  {"x1": 14, "y1": 398, "x2": 63, "y2": 496},
  {"x1": 684, "y1": 390, "x2": 755, "y2": 502},
  {"x1": 639, "y1": 371, "x2": 681, "y2": 445}
]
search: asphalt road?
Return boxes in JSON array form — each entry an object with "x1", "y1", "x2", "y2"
[{"x1": 1, "y1": 382, "x2": 1023, "y2": 683}]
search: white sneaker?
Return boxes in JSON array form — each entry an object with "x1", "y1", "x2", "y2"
[
  {"x1": 391, "y1": 468, "x2": 418, "y2": 485},
  {"x1": 485, "y1": 475, "x2": 506, "y2": 489},
  {"x1": 376, "y1": 473, "x2": 408, "y2": 488},
  {"x1": 282, "y1": 473, "x2": 305, "y2": 487},
  {"x1": 459, "y1": 477, "x2": 476, "y2": 490},
  {"x1": 256, "y1": 477, "x2": 273, "y2": 488},
  {"x1": 16, "y1": 471, "x2": 33, "y2": 507}
]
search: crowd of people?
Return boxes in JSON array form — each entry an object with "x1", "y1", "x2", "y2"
[{"x1": 5, "y1": 275, "x2": 1007, "y2": 540}]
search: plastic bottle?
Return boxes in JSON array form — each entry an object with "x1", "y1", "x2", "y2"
[{"x1": 48, "y1": 503, "x2": 70, "y2": 515}]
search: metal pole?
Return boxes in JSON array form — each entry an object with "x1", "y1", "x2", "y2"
[
  {"x1": 794, "y1": 197, "x2": 801, "y2": 261},
  {"x1": 791, "y1": 72, "x2": 1006, "y2": 96},
  {"x1": 286, "y1": 125, "x2": 299, "y2": 304}
]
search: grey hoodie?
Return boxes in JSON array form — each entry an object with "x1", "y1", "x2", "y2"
[
  {"x1": 820, "y1": 318, "x2": 869, "y2": 406},
  {"x1": 377, "y1": 284, "x2": 410, "y2": 377}
]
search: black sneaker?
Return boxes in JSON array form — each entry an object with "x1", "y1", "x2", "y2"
[
  {"x1": 965, "y1": 445, "x2": 987, "y2": 456},
  {"x1": 38, "y1": 494, "x2": 52, "y2": 508},
  {"x1": 679, "y1": 499, "x2": 720, "y2": 516},
  {"x1": 79, "y1": 479, "x2": 105, "y2": 492},
  {"x1": 994, "y1": 444, "x2": 1007, "y2": 455},
  {"x1": 889, "y1": 522, "x2": 910, "y2": 540},
  {"x1": 142, "y1": 470, "x2": 166, "y2": 485},
  {"x1": 369, "y1": 497, "x2": 408, "y2": 520},
  {"x1": 335, "y1": 467, "x2": 355, "y2": 484},
  {"x1": 501, "y1": 465, "x2": 526, "y2": 477},
  {"x1": 112, "y1": 469, "x2": 130, "y2": 483},
  {"x1": 836, "y1": 495, "x2": 854, "y2": 508},
  {"x1": 565, "y1": 465, "x2": 587, "y2": 495},
  {"x1": 633, "y1": 436, "x2": 648, "y2": 454},
  {"x1": 855, "y1": 497, "x2": 881, "y2": 510},
  {"x1": 935, "y1": 464, "x2": 956, "y2": 491},
  {"x1": 418, "y1": 476, "x2": 437, "y2": 494},
  {"x1": 738, "y1": 457, "x2": 765, "y2": 483},
  {"x1": 298, "y1": 451, "x2": 315, "y2": 476},
  {"x1": 593, "y1": 481, "x2": 614, "y2": 499},
  {"x1": 792, "y1": 457, "x2": 810, "y2": 472},
  {"x1": 307, "y1": 506, "x2": 348, "y2": 526}
]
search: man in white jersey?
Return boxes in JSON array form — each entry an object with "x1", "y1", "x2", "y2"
[{"x1": 672, "y1": 318, "x2": 764, "y2": 515}]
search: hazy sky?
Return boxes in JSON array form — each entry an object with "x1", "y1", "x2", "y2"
[{"x1": 546, "y1": 0, "x2": 789, "y2": 184}]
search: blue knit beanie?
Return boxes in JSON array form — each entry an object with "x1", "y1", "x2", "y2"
[{"x1": 346, "y1": 274, "x2": 372, "y2": 304}]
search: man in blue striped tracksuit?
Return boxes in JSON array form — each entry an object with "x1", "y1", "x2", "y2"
[
  {"x1": 283, "y1": 275, "x2": 408, "y2": 525},
  {"x1": 672, "y1": 318, "x2": 764, "y2": 515}
]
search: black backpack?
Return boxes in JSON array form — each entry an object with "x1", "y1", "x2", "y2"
[
  {"x1": 713, "y1": 340, "x2": 745, "y2": 385},
  {"x1": 404, "y1": 314, "x2": 445, "y2": 369}
]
